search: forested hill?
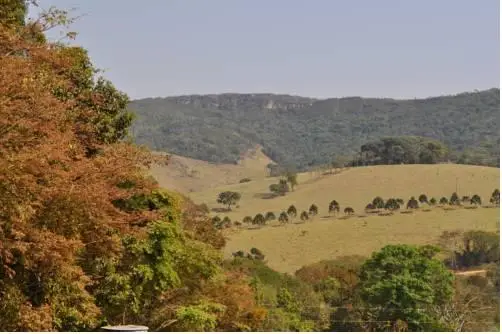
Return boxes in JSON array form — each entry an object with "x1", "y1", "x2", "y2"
[{"x1": 130, "y1": 88, "x2": 500, "y2": 170}]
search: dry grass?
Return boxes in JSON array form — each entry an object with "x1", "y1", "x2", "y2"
[{"x1": 155, "y1": 161, "x2": 500, "y2": 273}]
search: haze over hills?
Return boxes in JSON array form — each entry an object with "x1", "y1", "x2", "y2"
[{"x1": 130, "y1": 88, "x2": 500, "y2": 170}]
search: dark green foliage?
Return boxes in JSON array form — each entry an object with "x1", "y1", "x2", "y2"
[
  {"x1": 358, "y1": 245, "x2": 454, "y2": 331},
  {"x1": 449, "y1": 192, "x2": 460, "y2": 206},
  {"x1": 446, "y1": 231, "x2": 500, "y2": 269},
  {"x1": 372, "y1": 196, "x2": 385, "y2": 209},
  {"x1": 352, "y1": 136, "x2": 449, "y2": 166},
  {"x1": 429, "y1": 197, "x2": 437, "y2": 205},
  {"x1": 328, "y1": 200, "x2": 340, "y2": 215},
  {"x1": 287, "y1": 205, "x2": 297, "y2": 219},
  {"x1": 439, "y1": 197, "x2": 449, "y2": 205},
  {"x1": 265, "y1": 211, "x2": 276, "y2": 222},
  {"x1": 269, "y1": 179, "x2": 290, "y2": 196},
  {"x1": 470, "y1": 194, "x2": 482, "y2": 205},
  {"x1": 461, "y1": 195, "x2": 471, "y2": 203},
  {"x1": 308, "y1": 204, "x2": 318, "y2": 217},
  {"x1": 242, "y1": 216, "x2": 252, "y2": 224},
  {"x1": 490, "y1": 189, "x2": 500, "y2": 205},
  {"x1": 130, "y1": 89, "x2": 500, "y2": 170},
  {"x1": 384, "y1": 198, "x2": 400, "y2": 211},
  {"x1": 396, "y1": 198, "x2": 404, "y2": 205},
  {"x1": 222, "y1": 216, "x2": 231, "y2": 227},
  {"x1": 343, "y1": 207, "x2": 354, "y2": 215},
  {"x1": 252, "y1": 213, "x2": 266, "y2": 226},
  {"x1": 286, "y1": 172, "x2": 298, "y2": 191},
  {"x1": 250, "y1": 247, "x2": 266, "y2": 261},
  {"x1": 278, "y1": 211, "x2": 289, "y2": 224},
  {"x1": 216, "y1": 191, "x2": 241, "y2": 210},
  {"x1": 406, "y1": 197, "x2": 419, "y2": 209},
  {"x1": 300, "y1": 211, "x2": 309, "y2": 221},
  {"x1": 418, "y1": 194, "x2": 428, "y2": 204}
]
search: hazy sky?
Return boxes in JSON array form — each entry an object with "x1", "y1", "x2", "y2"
[{"x1": 34, "y1": 0, "x2": 499, "y2": 100}]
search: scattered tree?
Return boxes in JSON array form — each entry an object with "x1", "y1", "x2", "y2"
[
  {"x1": 286, "y1": 172, "x2": 298, "y2": 191},
  {"x1": 243, "y1": 216, "x2": 253, "y2": 224},
  {"x1": 396, "y1": 198, "x2": 405, "y2": 206},
  {"x1": 287, "y1": 205, "x2": 297, "y2": 220},
  {"x1": 265, "y1": 211, "x2": 276, "y2": 222},
  {"x1": 490, "y1": 189, "x2": 500, "y2": 205},
  {"x1": 252, "y1": 213, "x2": 266, "y2": 226},
  {"x1": 270, "y1": 180, "x2": 290, "y2": 196},
  {"x1": 470, "y1": 194, "x2": 482, "y2": 206},
  {"x1": 365, "y1": 203, "x2": 376, "y2": 211},
  {"x1": 239, "y1": 178, "x2": 252, "y2": 183},
  {"x1": 439, "y1": 197, "x2": 449, "y2": 205},
  {"x1": 461, "y1": 196, "x2": 471, "y2": 204},
  {"x1": 449, "y1": 192, "x2": 460, "y2": 206},
  {"x1": 250, "y1": 247, "x2": 265, "y2": 261},
  {"x1": 429, "y1": 197, "x2": 437, "y2": 206},
  {"x1": 406, "y1": 196, "x2": 419, "y2": 209},
  {"x1": 217, "y1": 191, "x2": 241, "y2": 210},
  {"x1": 328, "y1": 200, "x2": 340, "y2": 215},
  {"x1": 222, "y1": 216, "x2": 231, "y2": 227},
  {"x1": 372, "y1": 196, "x2": 385, "y2": 209},
  {"x1": 418, "y1": 194, "x2": 428, "y2": 204},
  {"x1": 344, "y1": 207, "x2": 355, "y2": 215},
  {"x1": 384, "y1": 198, "x2": 400, "y2": 211},
  {"x1": 308, "y1": 204, "x2": 318, "y2": 217},
  {"x1": 278, "y1": 211, "x2": 289, "y2": 224},
  {"x1": 300, "y1": 211, "x2": 309, "y2": 222}
]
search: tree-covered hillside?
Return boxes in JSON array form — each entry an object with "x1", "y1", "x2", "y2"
[{"x1": 130, "y1": 89, "x2": 500, "y2": 170}]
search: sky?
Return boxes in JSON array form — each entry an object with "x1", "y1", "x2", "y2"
[{"x1": 33, "y1": 0, "x2": 500, "y2": 100}]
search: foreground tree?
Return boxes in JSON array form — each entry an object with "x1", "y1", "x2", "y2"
[
  {"x1": 358, "y1": 245, "x2": 455, "y2": 331},
  {"x1": 217, "y1": 191, "x2": 241, "y2": 210}
]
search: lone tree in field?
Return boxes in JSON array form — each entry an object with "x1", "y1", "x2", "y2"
[
  {"x1": 286, "y1": 172, "x2": 299, "y2": 191},
  {"x1": 212, "y1": 216, "x2": 222, "y2": 228},
  {"x1": 429, "y1": 197, "x2": 437, "y2": 206},
  {"x1": 308, "y1": 204, "x2": 318, "y2": 217},
  {"x1": 328, "y1": 200, "x2": 340, "y2": 215},
  {"x1": 270, "y1": 179, "x2": 290, "y2": 196},
  {"x1": 252, "y1": 213, "x2": 266, "y2": 226},
  {"x1": 396, "y1": 198, "x2": 405, "y2": 206},
  {"x1": 490, "y1": 189, "x2": 500, "y2": 205},
  {"x1": 344, "y1": 207, "x2": 355, "y2": 215},
  {"x1": 278, "y1": 211, "x2": 289, "y2": 224},
  {"x1": 300, "y1": 211, "x2": 309, "y2": 222},
  {"x1": 418, "y1": 194, "x2": 428, "y2": 204},
  {"x1": 217, "y1": 191, "x2": 241, "y2": 210},
  {"x1": 243, "y1": 216, "x2": 253, "y2": 224},
  {"x1": 265, "y1": 211, "x2": 276, "y2": 222},
  {"x1": 449, "y1": 192, "x2": 460, "y2": 206},
  {"x1": 372, "y1": 196, "x2": 385, "y2": 209},
  {"x1": 470, "y1": 194, "x2": 482, "y2": 206},
  {"x1": 287, "y1": 205, "x2": 297, "y2": 220},
  {"x1": 384, "y1": 198, "x2": 400, "y2": 211},
  {"x1": 406, "y1": 197, "x2": 419, "y2": 209},
  {"x1": 439, "y1": 197, "x2": 449, "y2": 205}
]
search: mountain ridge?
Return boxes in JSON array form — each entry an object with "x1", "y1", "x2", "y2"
[{"x1": 130, "y1": 88, "x2": 500, "y2": 170}]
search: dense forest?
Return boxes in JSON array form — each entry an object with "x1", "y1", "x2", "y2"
[{"x1": 130, "y1": 89, "x2": 500, "y2": 170}]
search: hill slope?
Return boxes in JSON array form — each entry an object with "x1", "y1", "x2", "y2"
[
  {"x1": 130, "y1": 89, "x2": 500, "y2": 170},
  {"x1": 184, "y1": 164, "x2": 499, "y2": 273},
  {"x1": 150, "y1": 145, "x2": 273, "y2": 193}
]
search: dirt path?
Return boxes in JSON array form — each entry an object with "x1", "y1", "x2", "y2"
[{"x1": 453, "y1": 269, "x2": 487, "y2": 276}]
